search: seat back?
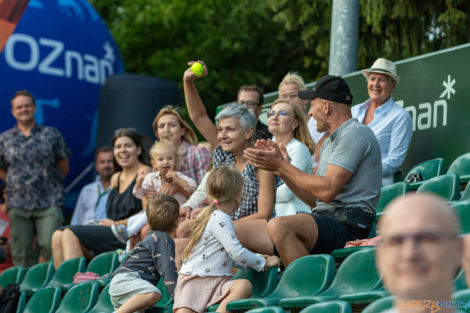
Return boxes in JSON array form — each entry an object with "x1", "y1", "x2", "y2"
[
  {"x1": 453, "y1": 268, "x2": 467, "y2": 291},
  {"x1": 322, "y1": 249, "x2": 381, "y2": 296},
  {"x1": 55, "y1": 282, "x2": 99, "y2": 313},
  {"x1": 20, "y1": 262, "x2": 55, "y2": 293},
  {"x1": 232, "y1": 266, "x2": 279, "y2": 298},
  {"x1": 376, "y1": 182, "x2": 409, "y2": 214},
  {"x1": 86, "y1": 251, "x2": 119, "y2": 277},
  {"x1": 244, "y1": 307, "x2": 285, "y2": 313},
  {"x1": 88, "y1": 284, "x2": 114, "y2": 313},
  {"x1": 269, "y1": 254, "x2": 335, "y2": 298},
  {"x1": 462, "y1": 183, "x2": 470, "y2": 200},
  {"x1": 405, "y1": 158, "x2": 445, "y2": 182},
  {"x1": 447, "y1": 152, "x2": 470, "y2": 182},
  {"x1": 299, "y1": 300, "x2": 352, "y2": 313},
  {"x1": 362, "y1": 296, "x2": 394, "y2": 313},
  {"x1": 453, "y1": 288, "x2": 470, "y2": 313},
  {"x1": 417, "y1": 174, "x2": 460, "y2": 201},
  {"x1": 155, "y1": 278, "x2": 172, "y2": 307},
  {"x1": 0, "y1": 266, "x2": 25, "y2": 287},
  {"x1": 46, "y1": 257, "x2": 86, "y2": 289},
  {"x1": 452, "y1": 200, "x2": 470, "y2": 235},
  {"x1": 23, "y1": 287, "x2": 61, "y2": 313}
]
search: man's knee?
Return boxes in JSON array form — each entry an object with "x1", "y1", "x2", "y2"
[
  {"x1": 267, "y1": 217, "x2": 290, "y2": 244},
  {"x1": 176, "y1": 220, "x2": 193, "y2": 238}
]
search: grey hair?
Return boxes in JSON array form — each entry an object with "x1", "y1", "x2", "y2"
[{"x1": 215, "y1": 104, "x2": 256, "y2": 132}]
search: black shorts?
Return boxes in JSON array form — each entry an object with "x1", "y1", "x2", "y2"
[
  {"x1": 309, "y1": 214, "x2": 358, "y2": 254},
  {"x1": 63, "y1": 225, "x2": 125, "y2": 256}
]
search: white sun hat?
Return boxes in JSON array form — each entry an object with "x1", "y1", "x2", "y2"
[{"x1": 362, "y1": 58, "x2": 401, "y2": 84}]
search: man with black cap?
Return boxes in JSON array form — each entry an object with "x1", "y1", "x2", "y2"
[{"x1": 243, "y1": 75, "x2": 382, "y2": 266}]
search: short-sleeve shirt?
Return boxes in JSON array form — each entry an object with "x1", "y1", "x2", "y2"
[
  {"x1": 179, "y1": 140, "x2": 211, "y2": 186},
  {"x1": 212, "y1": 145, "x2": 281, "y2": 220},
  {"x1": 112, "y1": 230, "x2": 177, "y2": 297},
  {"x1": 0, "y1": 124, "x2": 70, "y2": 211},
  {"x1": 315, "y1": 118, "x2": 382, "y2": 213}
]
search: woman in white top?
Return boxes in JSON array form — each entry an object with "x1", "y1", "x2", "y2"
[
  {"x1": 174, "y1": 167, "x2": 278, "y2": 313},
  {"x1": 268, "y1": 99, "x2": 315, "y2": 216}
]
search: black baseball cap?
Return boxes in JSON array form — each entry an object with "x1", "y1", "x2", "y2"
[{"x1": 298, "y1": 75, "x2": 353, "y2": 105}]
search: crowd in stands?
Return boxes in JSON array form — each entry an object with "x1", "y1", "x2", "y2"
[{"x1": 1, "y1": 57, "x2": 468, "y2": 313}]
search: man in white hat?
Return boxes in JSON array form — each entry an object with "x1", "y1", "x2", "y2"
[{"x1": 352, "y1": 58, "x2": 413, "y2": 185}]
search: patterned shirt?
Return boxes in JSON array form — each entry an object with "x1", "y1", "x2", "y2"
[
  {"x1": 0, "y1": 124, "x2": 70, "y2": 211},
  {"x1": 180, "y1": 210, "x2": 264, "y2": 277},
  {"x1": 112, "y1": 230, "x2": 177, "y2": 297},
  {"x1": 179, "y1": 140, "x2": 211, "y2": 186},
  {"x1": 212, "y1": 145, "x2": 281, "y2": 220}
]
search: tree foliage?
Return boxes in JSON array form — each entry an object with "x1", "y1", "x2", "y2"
[
  {"x1": 268, "y1": 0, "x2": 470, "y2": 73},
  {"x1": 90, "y1": 0, "x2": 315, "y2": 117},
  {"x1": 90, "y1": 0, "x2": 470, "y2": 115}
]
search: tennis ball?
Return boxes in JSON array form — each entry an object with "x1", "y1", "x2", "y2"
[{"x1": 191, "y1": 62, "x2": 204, "y2": 77}]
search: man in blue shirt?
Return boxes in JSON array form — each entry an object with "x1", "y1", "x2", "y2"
[
  {"x1": 70, "y1": 146, "x2": 114, "y2": 225},
  {"x1": 352, "y1": 58, "x2": 413, "y2": 185}
]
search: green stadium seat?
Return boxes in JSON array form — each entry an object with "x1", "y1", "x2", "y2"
[
  {"x1": 88, "y1": 284, "x2": 114, "y2": 313},
  {"x1": 18, "y1": 287, "x2": 61, "y2": 313},
  {"x1": 454, "y1": 268, "x2": 468, "y2": 291},
  {"x1": 447, "y1": 152, "x2": 470, "y2": 183},
  {"x1": 362, "y1": 296, "x2": 394, "y2": 313},
  {"x1": 300, "y1": 300, "x2": 351, "y2": 313},
  {"x1": 404, "y1": 158, "x2": 445, "y2": 189},
  {"x1": 451, "y1": 200, "x2": 470, "y2": 235},
  {"x1": 279, "y1": 249, "x2": 381, "y2": 310},
  {"x1": 55, "y1": 282, "x2": 99, "y2": 313},
  {"x1": 416, "y1": 174, "x2": 460, "y2": 201},
  {"x1": 462, "y1": 183, "x2": 470, "y2": 200},
  {"x1": 244, "y1": 307, "x2": 285, "y2": 313},
  {"x1": 46, "y1": 257, "x2": 86, "y2": 290},
  {"x1": 377, "y1": 182, "x2": 409, "y2": 214},
  {"x1": 226, "y1": 255, "x2": 335, "y2": 311},
  {"x1": 330, "y1": 246, "x2": 374, "y2": 260},
  {"x1": 453, "y1": 289, "x2": 470, "y2": 313},
  {"x1": 20, "y1": 261, "x2": 55, "y2": 294},
  {"x1": 337, "y1": 287, "x2": 389, "y2": 308},
  {"x1": 206, "y1": 266, "x2": 279, "y2": 311},
  {"x1": 145, "y1": 278, "x2": 175, "y2": 313},
  {"x1": 84, "y1": 251, "x2": 119, "y2": 287},
  {"x1": 0, "y1": 266, "x2": 25, "y2": 287}
]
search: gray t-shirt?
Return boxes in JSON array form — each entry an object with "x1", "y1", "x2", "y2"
[{"x1": 315, "y1": 118, "x2": 382, "y2": 213}]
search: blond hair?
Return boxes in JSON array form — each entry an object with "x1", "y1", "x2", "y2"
[
  {"x1": 278, "y1": 72, "x2": 307, "y2": 93},
  {"x1": 153, "y1": 105, "x2": 198, "y2": 145},
  {"x1": 146, "y1": 194, "x2": 180, "y2": 233},
  {"x1": 182, "y1": 167, "x2": 244, "y2": 261},
  {"x1": 149, "y1": 141, "x2": 183, "y2": 170},
  {"x1": 271, "y1": 99, "x2": 315, "y2": 155}
]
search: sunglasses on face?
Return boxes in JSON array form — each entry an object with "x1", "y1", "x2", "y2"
[{"x1": 266, "y1": 109, "x2": 294, "y2": 119}]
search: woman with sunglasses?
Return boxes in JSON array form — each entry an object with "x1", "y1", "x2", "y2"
[
  {"x1": 51, "y1": 128, "x2": 151, "y2": 269},
  {"x1": 267, "y1": 99, "x2": 315, "y2": 216}
]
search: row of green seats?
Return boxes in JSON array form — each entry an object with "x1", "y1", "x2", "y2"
[{"x1": 0, "y1": 251, "x2": 119, "y2": 295}]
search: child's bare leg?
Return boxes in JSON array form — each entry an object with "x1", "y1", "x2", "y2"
[
  {"x1": 175, "y1": 308, "x2": 196, "y2": 313},
  {"x1": 116, "y1": 292, "x2": 161, "y2": 313},
  {"x1": 217, "y1": 279, "x2": 253, "y2": 313}
]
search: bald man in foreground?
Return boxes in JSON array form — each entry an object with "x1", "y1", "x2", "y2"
[{"x1": 376, "y1": 193, "x2": 463, "y2": 313}]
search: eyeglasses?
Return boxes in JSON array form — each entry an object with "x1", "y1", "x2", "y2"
[
  {"x1": 237, "y1": 100, "x2": 259, "y2": 108},
  {"x1": 266, "y1": 109, "x2": 294, "y2": 119},
  {"x1": 379, "y1": 231, "x2": 458, "y2": 251},
  {"x1": 280, "y1": 93, "x2": 299, "y2": 100}
]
